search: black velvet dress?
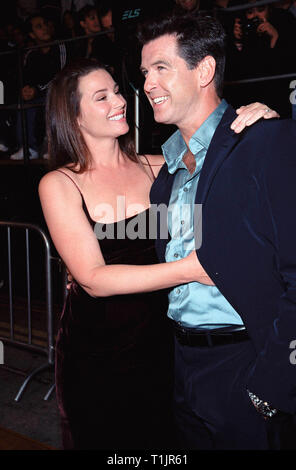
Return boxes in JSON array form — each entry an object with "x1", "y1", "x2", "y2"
[{"x1": 55, "y1": 198, "x2": 174, "y2": 450}]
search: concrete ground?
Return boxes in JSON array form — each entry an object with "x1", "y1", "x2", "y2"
[{"x1": 0, "y1": 343, "x2": 61, "y2": 450}]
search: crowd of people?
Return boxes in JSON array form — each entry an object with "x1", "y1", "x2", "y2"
[{"x1": 0, "y1": 0, "x2": 294, "y2": 159}]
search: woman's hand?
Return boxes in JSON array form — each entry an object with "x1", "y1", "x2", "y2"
[
  {"x1": 230, "y1": 102, "x2": 280, "y2": 133},
  {"x1": 184, "y1": 251, "x2": 215, "y2": 286}
]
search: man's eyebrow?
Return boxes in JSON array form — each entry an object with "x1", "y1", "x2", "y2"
[{"x1": 140, "y1": 60, "x2": 171, "y2": 72}]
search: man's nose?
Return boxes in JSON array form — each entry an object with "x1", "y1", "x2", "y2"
[{"x1": 144, "y1": 72, "x2": 157, "y2": 94}]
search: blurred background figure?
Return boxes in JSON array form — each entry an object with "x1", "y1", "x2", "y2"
[
  {"x1": 274, "y1": 0, "x2": 296, "y2": 17},
  {"x1": 99, "y1": 0, "x2": 114, "y2": 42},
  {"x1": 224, "y1": 0, "x2": 296, "y2": 117},
  {"x1": 173, "y1": 0, "x2": 212, "y2": 14},
  {"x1": 73, "y1": 4, "x2": 120, "y2": 75},
  {"x1": 60, "y1": 0, "x2": 96, "y2": 16},
  {"x1": 10, "y1": 12, "x2": 69, "y2": 160},
  {"x1": 228, "y1": 0, "x2": 296, "y2": 78},
  {"x1": 61, "y1": 9, "x2": 77, "y2": 38},
  {"x1": 16, "y1": 0, "x2": 38, "y2": 21}
]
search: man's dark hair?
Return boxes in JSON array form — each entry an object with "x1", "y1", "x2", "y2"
[{"x1": 137, "y1": 13, "x2": 226, "y2": 98}]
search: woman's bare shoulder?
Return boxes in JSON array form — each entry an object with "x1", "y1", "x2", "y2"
[
  {"x1": 38, "y1": 167, "x2": 80, "y2": 198},
  {"x1": 140, "y1": 154, "x2": 165, "y2": 166}
]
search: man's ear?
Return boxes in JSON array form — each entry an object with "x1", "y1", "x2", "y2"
[
  {"x1": 80, "y1": 20, "x2": 86, "y2": 31},
  {"x1": 198, "y1": 56, "x2": 216, "y2": 88}
]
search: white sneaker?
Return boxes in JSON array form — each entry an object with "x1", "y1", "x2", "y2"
[
  {"x1": 0, "y1": 142, "x2": 8, "y2": 152},
  {"x1": 10, "y1": 147, "x2": 39, "y2": 160}
]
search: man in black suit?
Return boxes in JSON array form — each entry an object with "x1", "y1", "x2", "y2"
[{"x1": 138, "y1": 13, "x2": 296, "y2": 449}]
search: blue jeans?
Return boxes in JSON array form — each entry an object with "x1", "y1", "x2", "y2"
[{"x1": 16, "y1": 97, "x2": 45, "y2": 150}]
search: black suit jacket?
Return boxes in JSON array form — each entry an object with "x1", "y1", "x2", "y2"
[{"x1": 150, "y1": 104, "x2": 296, "y2": 414}]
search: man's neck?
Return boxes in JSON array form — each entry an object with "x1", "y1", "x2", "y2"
[{"x1": 179, "y1": 95, "x2": 221, "y2": 149}]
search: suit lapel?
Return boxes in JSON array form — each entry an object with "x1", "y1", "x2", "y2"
[{"x1": 196, "y1": 105, "x2": 243, "y2": 205}]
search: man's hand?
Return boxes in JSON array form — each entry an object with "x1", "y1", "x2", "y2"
[
  {"x1": 233, "y1": 17, "x2": 243, "y2": 41},
  {"x1": 231, "y1": 102, "x2": 280, "y2": 133},
  {"x1": 257, "y1": 19, "x2": 279, "y2": 48},
  {"x1": 22, "y1": 85, "x2": 36, "y2": 101}
]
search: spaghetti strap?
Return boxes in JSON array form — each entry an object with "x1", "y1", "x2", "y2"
[
  {"x1": 55, "y1": 169, "x2": 82, "y2": 196},
  {"x1": 55, "y1": 169, "x2": 95, "y2": 226},
  {"x1": 143, "y1": 155, "x2": 156, "y2": 181}
]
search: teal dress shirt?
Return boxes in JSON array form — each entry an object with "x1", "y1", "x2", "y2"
[{"x1": 162, "y1": 99, "x2": 244, "y2": 329}]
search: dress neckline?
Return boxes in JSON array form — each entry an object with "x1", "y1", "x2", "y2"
[{"x1": 82, "y1": 197, "x2": 150, "y2": 226}]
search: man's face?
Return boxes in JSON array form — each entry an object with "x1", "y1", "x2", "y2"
[
  {"x1": 141, "y1": 34, "x2": 201, "y2": 132},
  {"x1": 246, "y1": 5, "x2": 268, "y2": 21},
  {"x1": 176, "y1": 0, "x2": 198, "y2": 11},
  {"x1": 30, "y1": 17, "x2": 51, "y2": 43},
  {"x1": 81, "y1": 10, "x2": 101, "y2": 35}
]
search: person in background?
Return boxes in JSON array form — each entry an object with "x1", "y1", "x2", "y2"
[
  {"x1": 99, "y1": 0, "x2": 114, "y2": 42},
  {"x1": 73, "y1": 5, "x2": 120, "y2": 75},
  {"x1": 225, "y1": 0, "x2": 296, "y2": 117},
  {"x1": 60, "y1": 0, "x2": 96, "y2": 16},
  {"x1": 61, "y1": 9, "x2": 77, "y2": 39},
  {"x1": 173, "y1": 0, "x2": 212, "y2": 14},
  {"x1": 10, "y1": 12, "x2": 68, "y2": 160}
]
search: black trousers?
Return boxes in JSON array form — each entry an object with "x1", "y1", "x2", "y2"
[{"x1": 173, "y1": 337, "x2": 296, "y2": 450}]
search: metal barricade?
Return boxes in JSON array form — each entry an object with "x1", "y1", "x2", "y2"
[{"x1": 0, "y1": 220, "x2": 63, "y2": 401}]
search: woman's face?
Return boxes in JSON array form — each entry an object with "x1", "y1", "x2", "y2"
[{"x1": 77, "y1": 69, "x2": 128, "y2": 141}]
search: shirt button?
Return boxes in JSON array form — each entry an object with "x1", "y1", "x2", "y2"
[
  {"x1": 174, "y1": 253, "x2": 179, "y2": 258},
  {"x1": 181, "y1": 220, "x2": 185, "y2": 225},
  {"x1": 176, "y1": 289, "x2": 181, "y2": 294},
  {"x1": 183, "y1": 187, "x2": 188, "y2": 192}
]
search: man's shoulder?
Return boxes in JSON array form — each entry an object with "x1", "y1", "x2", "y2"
[{"x1": 242, "y1": 118, "x2": 296, "y2": 140}]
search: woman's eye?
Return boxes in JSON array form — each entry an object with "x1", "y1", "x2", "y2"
[{"x1": 97, "y1": 96, "x2": 106, "y2": 101}]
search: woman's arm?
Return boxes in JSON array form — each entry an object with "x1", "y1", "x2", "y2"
[{"x1": 39, "y1": 171, "x2": 213, "y2": 298}]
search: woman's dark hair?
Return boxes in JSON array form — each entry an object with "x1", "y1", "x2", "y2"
[
  {"x1": 46, "y1": 58, "x2": 137, "y2": 173},
  {"x1": 137, "y1": 13, "x2": 226, "y2": 98}
]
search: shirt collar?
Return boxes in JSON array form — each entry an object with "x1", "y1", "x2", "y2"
[{"x1": 162, "y1": 99, "x2": 228, "y2": 174}]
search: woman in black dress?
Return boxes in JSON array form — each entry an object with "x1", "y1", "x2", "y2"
[{"x1": 39, "y1": 59, "x2": 278, "y2": 449}]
